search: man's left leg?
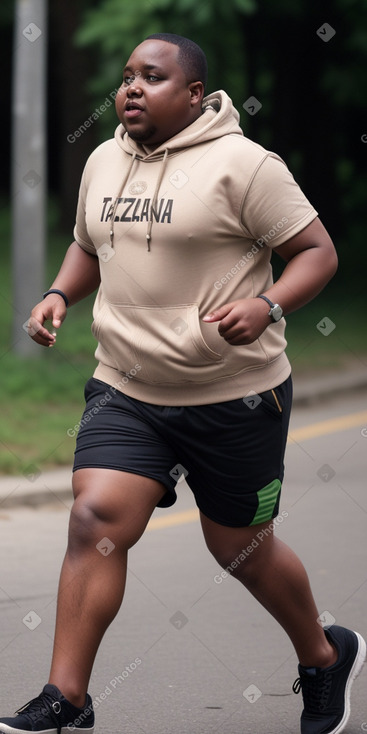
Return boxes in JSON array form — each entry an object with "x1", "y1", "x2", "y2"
[
  {"x1": 200, "y1": 514, "x2": 335, "y2": 667},
  {"x1": 200, "y1": 514, "x2": 366, "y2": 734}
]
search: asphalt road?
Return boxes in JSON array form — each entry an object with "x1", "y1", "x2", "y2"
[{"x1": 0, "y1": 391, "x2": 366, "y2": 734}]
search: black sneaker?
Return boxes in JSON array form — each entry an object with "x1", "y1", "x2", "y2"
[
  {"x1": 293, "y1": 625, "x2": 366, "y2": 734},
  {"x1": 0, "y1": 684, "x2": 94, "y2": 734}
]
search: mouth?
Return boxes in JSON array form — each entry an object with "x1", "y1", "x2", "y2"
[{"x1": 124, "y1": 101, "x2": 145, "y2": 119}]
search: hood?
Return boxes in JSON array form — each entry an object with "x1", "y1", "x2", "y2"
[
  {"x1": 109, "y1": 90, "x2": 243, "y2": 251},
  {"x1": 114, "y1": 89, "x2": 243, "y2": 160}
]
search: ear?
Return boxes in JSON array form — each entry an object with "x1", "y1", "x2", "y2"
[{"x1": 188, "y1": 81, "x2": 205, "y2": 107}]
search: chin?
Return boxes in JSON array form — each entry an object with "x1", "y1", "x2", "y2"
[{"x1": 127, "y1": 125, "x2": 157, "y2": 143}]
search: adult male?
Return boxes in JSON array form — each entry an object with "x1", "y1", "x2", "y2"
[{"x1": 0, "y1": 33, "x2": 364, "y2": 734}]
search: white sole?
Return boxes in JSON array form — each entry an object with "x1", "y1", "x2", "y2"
[{"x1": 329, "y1": 630, "x2": 366, "y2": 734}]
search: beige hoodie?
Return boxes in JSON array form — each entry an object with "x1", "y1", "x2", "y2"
[{"x1": 74, "y1": 90, "x2": 317, "y2": 405}]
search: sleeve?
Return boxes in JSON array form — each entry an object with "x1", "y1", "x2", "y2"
[
  {"x1": 73, "y1": 162, "x2": 97, "y2": 255},
  {"x1": 240, "y1": 154, "x2": 318, "y2": 248}
]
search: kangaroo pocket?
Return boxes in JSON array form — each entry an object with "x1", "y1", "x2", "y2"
[{"x1": 92, "y1": 302, "x2": 225, "y2": 385}]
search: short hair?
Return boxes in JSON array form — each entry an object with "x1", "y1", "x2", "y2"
[{"x1": 145, "y1": 33, "x2": 208, "y2": 89}]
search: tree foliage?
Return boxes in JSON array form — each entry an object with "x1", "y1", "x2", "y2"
[
  {"x1": 73, "y1": 0, "x2": 367, "y2": 268},
  {"x1": 74, "y1": 0, "x2": 253, "y2": 126},
  {"x1": 4, "y1": 0, "x2": 367, "y2": 289}
]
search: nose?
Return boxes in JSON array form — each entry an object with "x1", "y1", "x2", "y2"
[{"x1": 126, "y1": 75, "x2": 143, "y2": 96}]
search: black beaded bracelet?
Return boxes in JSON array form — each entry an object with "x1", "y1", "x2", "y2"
[{"x1": 43, "y1": 289, "x2": 69, "y2": 307}]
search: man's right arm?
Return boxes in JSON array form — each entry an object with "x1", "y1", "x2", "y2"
[{"x1": 28, "y1": 241, "x2": 101, "y2": 347}]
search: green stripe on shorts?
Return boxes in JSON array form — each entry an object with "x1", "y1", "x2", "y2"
[{"x1": 249, "y1": 479, "x2": 282, "y2": 526}]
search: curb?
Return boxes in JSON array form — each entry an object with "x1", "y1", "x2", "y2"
[
  {"x1": 0, "y1": 469, "x2": 73, "y2": 510},
  {"x1": 292, "y1": 365, "x2": 367, "y2": 405},
  {"x1": 1, "y1": 367, "x2": 367, "y2": 510}
]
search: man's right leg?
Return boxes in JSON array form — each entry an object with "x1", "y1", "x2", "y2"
[{"x1": 48, "y1": 468, "x2": 166, "y2": 707}]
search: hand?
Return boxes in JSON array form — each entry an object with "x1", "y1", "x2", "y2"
[
  {"x1": 202, "y1": 297, "x2": 271, "y2": 345},
  {"x1": 26, "y1": 294, "x2": 67, "y2": 347}
]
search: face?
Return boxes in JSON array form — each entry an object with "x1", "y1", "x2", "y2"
[{"x1": 115, "y1": 40, "x2": 204, "y2": 148}]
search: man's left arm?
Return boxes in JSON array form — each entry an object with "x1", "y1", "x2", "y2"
[{"x1": 202, "y1": 217, "x2": 338, "y2": 345}]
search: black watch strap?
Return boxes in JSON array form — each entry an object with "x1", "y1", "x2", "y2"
[
  {"x1": 257, "y1": 294, "x2": 283, "y2": 322},
  {"x1": 257, "y1": 294, "x2": 274, "y2": 309}
]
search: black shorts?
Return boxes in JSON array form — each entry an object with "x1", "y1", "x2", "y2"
[{"x1": 73, "y1": 375, "x2": 292, "y2": 528}]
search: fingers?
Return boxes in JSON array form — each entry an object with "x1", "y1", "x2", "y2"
[
  {"x1": 203, "y1": 305, "x2": 243, "y2": 343},
  {"x1": 209, "y1": 303, "x2": 241, "y2": 339},
  {"x1": 26, "y1": 297, "x2": 67, "y2": 347},
  {"x1": 202, "y1": 303, "x2": 233, "y2": 323},
  {"x1": 26, "y1": 316, "x2": 58, "y2": 347},
  {"x1": 219, "y1": 317, "x2": 247, "y2": 344},
  {"x1": 203, "y1": 299, "x2": 270, "y2": 345}
]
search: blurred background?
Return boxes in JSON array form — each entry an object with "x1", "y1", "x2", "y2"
[{"x1": 1, "y1": 0, "x2": 367, "y2": 475}]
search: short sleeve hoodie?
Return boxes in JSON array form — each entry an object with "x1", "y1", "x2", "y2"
[{"x1": 74, "y1": 90, "x2": 317, "y2": 405}]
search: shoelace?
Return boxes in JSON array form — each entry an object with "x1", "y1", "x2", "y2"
[
  {"x1": 293, "y1": 670, "x2": 333, "y2": 713},
  {"x1": 16, "y1": 691, "x2": 62, "y2": 734}
]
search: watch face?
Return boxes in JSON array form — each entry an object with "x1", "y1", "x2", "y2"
[{"x1": 271, "y1": 304, "x2": 283, "y2": 321}]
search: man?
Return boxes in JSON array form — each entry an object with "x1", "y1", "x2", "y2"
[{"x1": 1, "y1": 33, "x2": 364, "y2": 734}]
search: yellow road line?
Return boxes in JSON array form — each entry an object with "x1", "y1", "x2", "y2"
[
  {"x1": 289, "y1": 410, "x2": 367, "y2": 443},
  {"x1": 147, "y1": 410, "x2": 367, "y2": 532},
  {"x1": 147, "y1": 507, "x2": 199, "y2": 531}
]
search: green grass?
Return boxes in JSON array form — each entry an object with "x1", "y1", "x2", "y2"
[
  {"x1": 285, "y1": 293, "x2": 367, "y2": 372},
  {"x1": 0, "y1": 202, "x2": 96, "y2": 474},
  {"x1": 1, "y1": 201, "x2": 366, "y2": 475}
]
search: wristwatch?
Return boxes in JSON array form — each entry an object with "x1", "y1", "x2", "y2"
[{"x1": 257, "y1": 294, "x2": 283, "y2": 322}]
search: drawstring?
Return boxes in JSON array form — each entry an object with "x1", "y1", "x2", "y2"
[
  {"x1": 109, "y1": 152, "x2": 137, "y2": 249},
  {"x1": 146, "y1": 148, "x2": 168, "y2": 251},
  {"x1": 109, "y1": 148, "x2": 169, "y2": 253}
]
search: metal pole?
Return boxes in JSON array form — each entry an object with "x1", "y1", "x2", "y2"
[{"x1": 11, "y1": 0, "x2": 47, "y2": 356}]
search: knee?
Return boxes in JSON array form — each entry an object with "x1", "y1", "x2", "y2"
[
  {"x1": 68, "y1": 469, "x2": 163, "y2": 555},
  {"x1": 216, "y1": 550, "x2": 261, "y2": 587},
  {"x1": 207, "y1": 537, "x2": 269, "y2": 587},
  {"x1": 68, "y1": 496, "x2": 110, "y2": 554},
  {"x1": 67, "y1": 490, "x2": 135, "y2": 555}
]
